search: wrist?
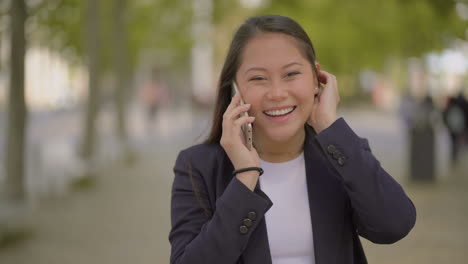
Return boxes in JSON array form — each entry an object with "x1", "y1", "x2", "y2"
[
  {"x1": 316, "y1": 116, "x2": 338, "y2": 134},
  {"x1": 233, "y1": 167, "x2": 264, "y2": 177},
  {"x1": 236, "y1": 170, "x2": 260, "y2": 192}
]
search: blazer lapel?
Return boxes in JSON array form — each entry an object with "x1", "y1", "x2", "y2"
[{"x1": 303, "y1": 125, "x2": 348, "y2": 263}]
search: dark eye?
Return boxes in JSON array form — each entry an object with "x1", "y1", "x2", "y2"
[
  {"x1": 286, "y1": 71, "x2": 300, "y2": 77},
  {"x1": 249, "y1": 76, "x2": 266, "y2": 81}
]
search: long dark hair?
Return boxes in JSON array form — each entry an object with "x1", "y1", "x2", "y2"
[{"x1": 204, "y1": 15, "x2": 319, "y2": 144}]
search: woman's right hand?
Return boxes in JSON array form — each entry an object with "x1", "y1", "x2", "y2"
[{"x1": 220, "y1": 92, "x2": 261, "y2": 182}]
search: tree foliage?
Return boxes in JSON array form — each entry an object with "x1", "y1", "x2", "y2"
[
  {"x1": 258, "y1": 0, "x2": 467, "y2": 74},
  {"x1": 30, "y1": 0, "x2": 192, "y2": 72}
]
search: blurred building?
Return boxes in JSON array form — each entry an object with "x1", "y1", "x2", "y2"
[
  {"x1": 0, "y1": 36, "x2": 87, "y2": 111},
  {"x1": 25, "y1": 47, "x2": 87, "y2": 110}
]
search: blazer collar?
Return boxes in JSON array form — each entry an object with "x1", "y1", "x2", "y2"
[{"x1": 303, "y1": 125, "x2": 332, "y2": 263}]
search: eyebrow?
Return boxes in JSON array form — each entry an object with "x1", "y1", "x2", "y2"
[{"x1": 244, "y1": 62, "x2": 304, "y2": 75}]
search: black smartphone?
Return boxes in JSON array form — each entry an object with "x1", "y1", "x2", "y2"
[{"x1": 232, "y1": 81, "x2": 253, "y2": 150}]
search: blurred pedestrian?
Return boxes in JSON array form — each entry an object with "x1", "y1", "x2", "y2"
[
  {"x1": 409, "y1": 94, "x2": 437, "y2": 181},
  {"x1": 443, "y1": 91, "x2": 468, "y2": 166},
  {"x1": 139, "y1": 68, "x2": 169, "y2": 134},
  {"x1": 399, "y1": 90, "x2": 417, "y2": 132},
  {"x1": 169, "y1": 15, "x2": 415, "y2": 264}
]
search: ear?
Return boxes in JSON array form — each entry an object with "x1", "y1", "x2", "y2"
[
  {"x1": 314, "y1": 62, "x2": 322, "y2": 93},
  {"x1": 315, "y1": 62, "x2": 321, "y2": 73}
]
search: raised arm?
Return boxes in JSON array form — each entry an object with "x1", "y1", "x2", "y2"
[
  {"x1": 169, "y1": 149, "x2": 273, "y2": 264},
  {"x1": 315, "y1": 118, "x2": 416, "y2": 244}
]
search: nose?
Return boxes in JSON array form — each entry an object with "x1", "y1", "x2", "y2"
[{"x1": 266, "y1": 81, "x2": 288, "y2": 101}]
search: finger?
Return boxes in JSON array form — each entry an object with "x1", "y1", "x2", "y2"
[
  {"x1": 317, "y1": 83, "x2": 324, "y2": 96},
  {"x1": 225, "y1": 92, "x2": 242, "y2": 114},
  {"x1": 222, "y1": 104, "x2": 252, "y2": 132},
  {"x1": 234, "y1": 115, "x2": 255, "y2": 127},
  {"x1": 318, "y1": 72, "x2": 338, "y2": 98},
  {"x1": 322, "y1": 73, "x2": 338, "y2": 98},
  {"x1": 226, "y1": 104, "x2": 251, "y2": 120},
  {"x1": 318, "y1": 70, "x2": 335, "y2": 84},
  {"x1": 317, "y1": 71, "x2": 328, "y2": 84},
  {"x1": 322, "y1": 71, "x2": 337, "y2": 87}
]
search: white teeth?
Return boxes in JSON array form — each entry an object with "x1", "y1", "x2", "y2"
[{"x1": 265, "y1": 107, "x2": 294, "y2": 116}]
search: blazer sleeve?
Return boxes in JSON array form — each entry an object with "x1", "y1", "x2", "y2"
[
  {"x1": 315, "y1": 118, "x2": 416, "y2": 244},
  {"x1": 169, "y1": 149, "x2": 273, "y2": 264}
]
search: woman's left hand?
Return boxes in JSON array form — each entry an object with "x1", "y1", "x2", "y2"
[{"x1": 307, "y1": 70, "x2": 340, "y2": 134}]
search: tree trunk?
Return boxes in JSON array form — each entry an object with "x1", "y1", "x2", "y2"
[
  {"x1": 6, "y1": 0, "x2": 27, "y2": 200},
  {"x1": 112, "y1": 0, "x2": 129, "y2": 149},
  {"x1": 0, "y1": 31, "x2": 3, "y2": 72},
  {"x1": 80, "y1": 0, "x2": 101, "y2": 161}
]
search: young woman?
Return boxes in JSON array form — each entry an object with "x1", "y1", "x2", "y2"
[{"x1": 169, "y1": 15, "x2": 416, "y2": 264}]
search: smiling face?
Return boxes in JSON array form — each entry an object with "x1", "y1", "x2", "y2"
[{"x1": 235, "y1": 32, "x2": 319, "y2": 144}]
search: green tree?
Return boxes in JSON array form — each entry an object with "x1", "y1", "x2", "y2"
[
  {"x1": 239, "y1": 0, "x2": 465, "y2": 97},
  {"x1": 259, "y1": 0, "x2": 466, "y2": 74},
  {"x1": 5, "y1": 0, "x2": 27, "y2": 200},
  {"x1": 80, "y1": 0, "x2": 101, "y2": 161},
  {"x1": 112, "y1": 0, "x2": 130, "y2": 155}
]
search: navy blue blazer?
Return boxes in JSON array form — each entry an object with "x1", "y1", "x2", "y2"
[{"x1": 169, "y1": 118, "x2": 416, "y2": 264}]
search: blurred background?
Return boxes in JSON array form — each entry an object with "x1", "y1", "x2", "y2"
[{"x1": 0, "y1": 0, "x2": 467, "y2": 263}]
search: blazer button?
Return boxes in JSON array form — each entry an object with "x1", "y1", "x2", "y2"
[
  {"x1": 247, "y1": 211, "x2": 257, "y2": 221},
  {"x1": 243, "y1": 218, "x2": 253, "y2": 227},
  {"x1": 332, "y1": 150, "x2": 342, "y2": 160},
  {"x1": 327, "y1": 144, "x2": 336, "y2": 154},
  {"x1": 338, "y1": 156, "x2": 346, "y2": 166},
  {"x1": 239, "y1": 225, "x2": 249, "y2": 234}
]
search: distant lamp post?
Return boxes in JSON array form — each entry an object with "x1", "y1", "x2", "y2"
[{"x1": 191, "y1": 0, "x2": 214, "y2": 106}]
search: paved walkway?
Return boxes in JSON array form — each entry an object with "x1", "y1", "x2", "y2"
[
  {"x1": 363, "y1": 159, "x2": 468, "y2": 263},
  {"x1": 0, "y1": 148, "x2": 179, "y2": 264},
  {"x1": 0, "y1": 108, "x2": 467, "y2": 263}
]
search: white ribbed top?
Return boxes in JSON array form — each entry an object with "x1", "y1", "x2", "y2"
[{"x1": 259, "y1": 153, "x2": 315, "y2": 264}]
